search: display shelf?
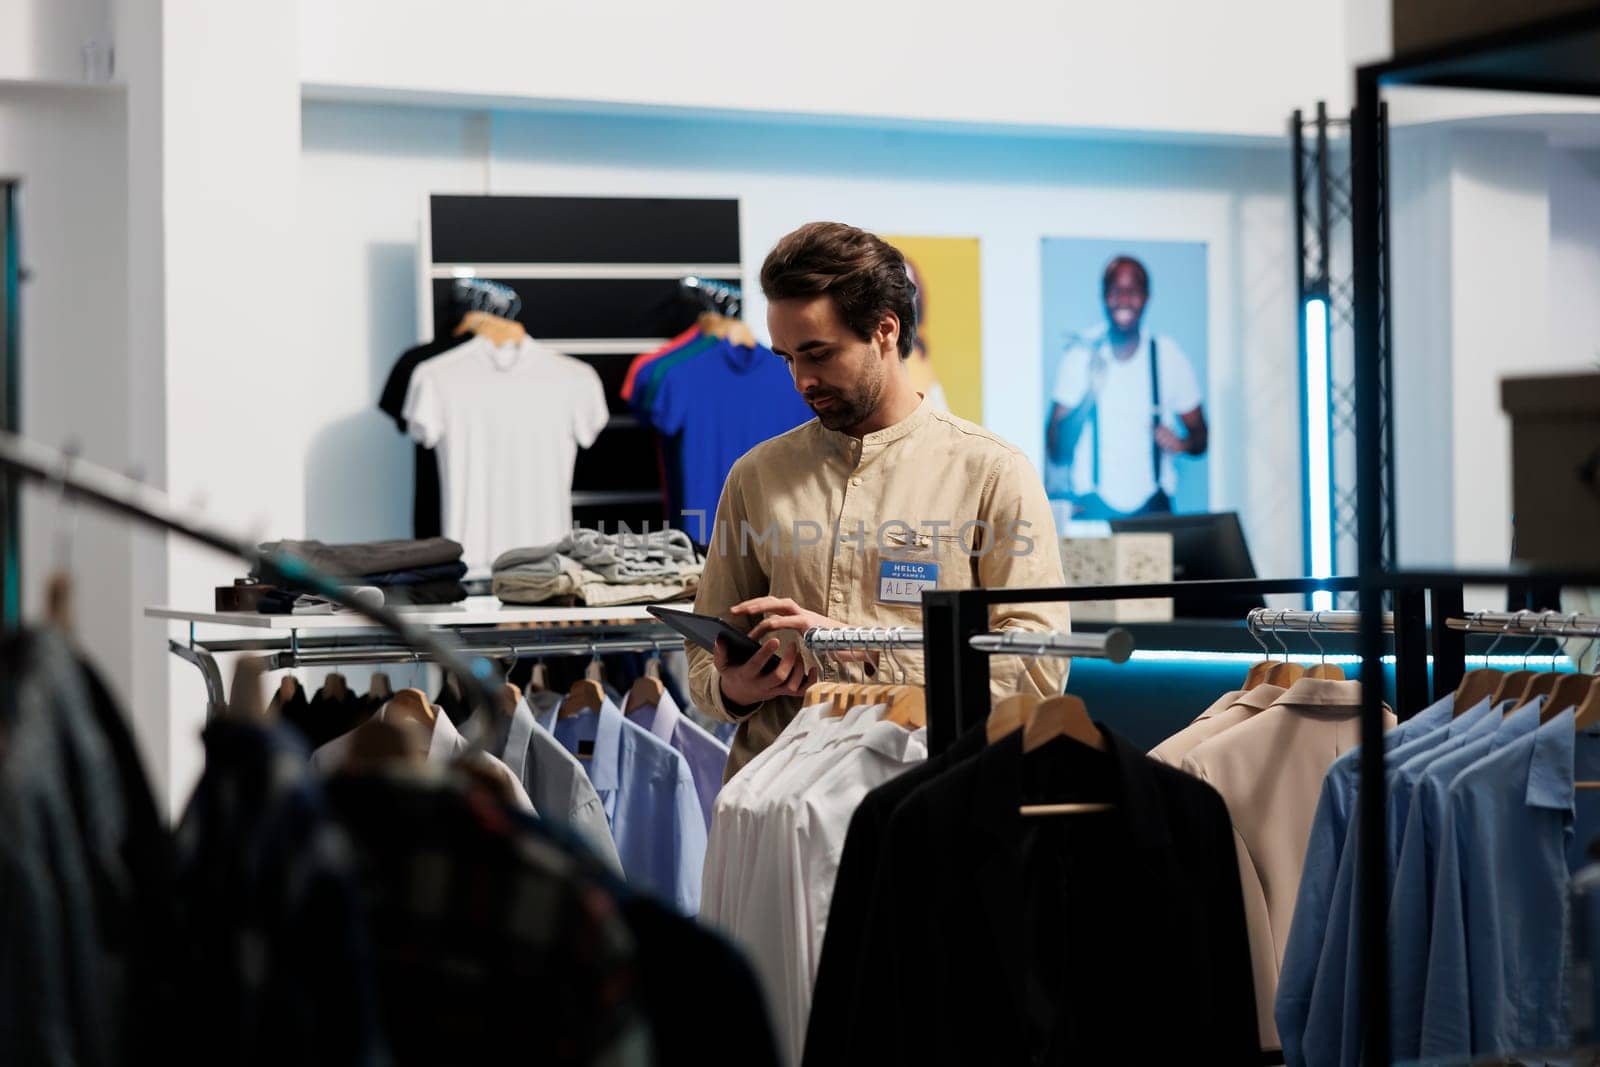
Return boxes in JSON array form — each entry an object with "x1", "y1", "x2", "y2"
[{"x1": 145, "y1": 596, "x2": 666, "y2": 631}]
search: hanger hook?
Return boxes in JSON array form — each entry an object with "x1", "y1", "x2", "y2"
[
  {"x1": 1270, "y1": 611, "x2": 1293, "y2": 662},
  {"x1": 1306, "y1": 612, "x2": 1328, "y2": 664},
  {"x1": 1247, "y1": 609, "x2": 1271, "y2": 658},
  {"x1": 1478, "y1": 611, "x2": 1510, "y2": 661}
]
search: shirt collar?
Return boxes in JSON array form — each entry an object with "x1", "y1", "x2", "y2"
[
  {"x1": 1229, "y1": 684, "x2": 1286, "y2": 713},
  {"x1": 1449, "y1": 696, "x2": 1496, "y2": 737},
  {"x1": 531, "y1": 697, "x2": 625, "y2": 792},
  {"x1": 1499, "y1": 697, "x2": 1544, "y2": 742},
  {"x1": 818, "y1": 392, "x2": 936, "y2": 454},
  {"x1": 1269, "y1": 678, "x2": 1364, "y2": 715},
  {"x1": 1526, "y1": 708, "x2": 1577, "y2": 812},
  {"x1": 1408, "y1": 693, "x2": 1457, "y2": 732},
  {"x1": 1195, "y1": 690, "x2": 1245, "y2": 721},
  {"x1": 426, "y1": 707, "x2": 465, "y2": 763},
  {"x1": 586, "y1": 698, "x2": 626, "y2": 793},
  {"x1": 503, "y1": 695, "x2": 538, "y2": 783},
  {"x1": 637, "y1": 690, "x2": 682, "y2": 745}
]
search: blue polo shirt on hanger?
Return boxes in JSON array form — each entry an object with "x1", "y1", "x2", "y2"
[{"x1": 536, "y1": 697, "x2": 707, "y2": 916}]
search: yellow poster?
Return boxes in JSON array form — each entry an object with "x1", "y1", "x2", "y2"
[{"x1": 883, "y1": 235, "x2": 983, "y2": 425}]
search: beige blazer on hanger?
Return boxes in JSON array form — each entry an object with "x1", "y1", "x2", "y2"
[
  {"x1": 1148, "y1": 684, "x2": 1284, "y2": 767},
  {"x1": 1179, "y1": 678, "x2": 1396, "y2": 1052}
]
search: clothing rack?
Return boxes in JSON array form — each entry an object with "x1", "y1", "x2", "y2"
[
  {"x1": 1446, "y1": 610, "x2": 1600, "y2": 639},
  {"x1": 1247, "y1": 607, "x2": 1395, "y2": 634},
  {"x1": 152, "y1": 611, "x2": 677, "y2": 718},
  {"x1": 252, "y1": 633, "x2": 677, "y2": 672},
  {"x1": 0, "y1": 429, "x2": 504, "y2": 721}
]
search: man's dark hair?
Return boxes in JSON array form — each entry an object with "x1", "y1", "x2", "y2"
[
  {"x1": 1102, "y1": 255, "x2": 1151, "y2": 296},
  {"x1": 760, "y1": 222, "x2": 918, "y2": 359}
]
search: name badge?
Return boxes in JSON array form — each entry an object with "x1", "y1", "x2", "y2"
[{"x1": 878, "y1": 559, "x2": 939, "y2": 604}]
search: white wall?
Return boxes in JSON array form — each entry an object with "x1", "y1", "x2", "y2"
[
  {"x1": 0, "y1": 0, "x2": 113, "y2": 85},
  {"x1": 298, "y1": 0, "x2": 1347, "y2": 141},
  {"x1": 0, "y1": 84, "x2": 158, "y2": 771},
  {"x1": 1549, "y1": 147, "x2": 1600, "y2": 368},
  {"x1": 298, "y1": 101, "x2": 1301, "y2": 584},
  {"x1": 1387, "y1": 125, "x2": 1600, "y2": 608}
]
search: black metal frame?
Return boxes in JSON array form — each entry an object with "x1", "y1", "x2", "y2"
[
  {"x1": 920, "y1": 563, "x2": 1600, "y2": 1059},
  {"x1": 1293, "y1": 103, "x2": 1397, "y2": 601},
  {"x1": 1350, "y1": 12, "x2": 1600, "y2": 1061},
  {"x1": 921, "y1": 575, "x2": 1451, "y2": 757}
]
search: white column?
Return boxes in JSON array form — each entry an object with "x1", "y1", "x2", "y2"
[
  {"x1": 120, "y1": 0, "x2": 301, "y2": 814},
  {"x1": 1447, "y1": 131, "x2": 1549, "y2": 609}
]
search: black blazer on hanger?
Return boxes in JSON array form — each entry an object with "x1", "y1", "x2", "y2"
[{"x1": 853, "y1": 726, "x2": 1259, "y2": 1066}]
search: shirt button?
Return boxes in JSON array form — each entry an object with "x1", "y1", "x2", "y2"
[
  {"x1": 851, "y1": 477, "x2": 862, "y2": 487},
  {"x1": 832, "y1": 590, "x2": 843, "y2": 602}
]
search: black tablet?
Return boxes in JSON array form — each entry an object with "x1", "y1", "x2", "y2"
[{"x1": 646, "y1": 605, "x2": 779, "y2": 674}]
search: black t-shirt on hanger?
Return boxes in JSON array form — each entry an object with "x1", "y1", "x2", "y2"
[{"x1": 378, "y1": 336, "x2": 472, "y2": 539}]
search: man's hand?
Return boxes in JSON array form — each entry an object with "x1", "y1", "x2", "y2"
[
  {"x1": 714, "y1": 633, "x2": 816, "y2": 710},
  {"x1": 736, "y1": 596, "x2": 847, "y2": 643},
  {"x1": 1154, "y1": 424, "x2": 1188, "y2": 454}
]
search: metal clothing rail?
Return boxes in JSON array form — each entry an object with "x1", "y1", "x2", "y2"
[
  {"x1": 1247, "y1": 608, "x2": 1395, "y2": 634},
  {"x1": 255, "y1": 634, "x2": 678, "y2": 672},
  {"x1": 802, "y1": 625, "x2": 1134, "y2": 662},
  {"x1": 967, "y1": 628, "x2": 1134, "y2": 662},
  {"x1": 0, "y1": 430, "x2": 503, "y2": 723},
  {"x1": 1447, "y1": 610, "x2": 1600, "y2": 639}
]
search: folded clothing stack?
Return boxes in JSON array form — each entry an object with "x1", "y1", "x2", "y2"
[
  {"x1": 492, "y1": 528, "x2": 702, "y2": 607},
  {"x1": 252, "y1": 537, "x2": 469, "y2": 611}
]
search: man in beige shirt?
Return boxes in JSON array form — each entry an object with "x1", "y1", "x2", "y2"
[{"x1": 689, "y1": 222, "x2": 1071, "y2": 779}]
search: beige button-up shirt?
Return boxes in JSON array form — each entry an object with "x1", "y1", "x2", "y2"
[{"x1": 688, "y1": 396, "x2": 1071, "y2": 778}]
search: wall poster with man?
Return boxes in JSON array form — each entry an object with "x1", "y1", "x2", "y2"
[{"x1": 1041, "y1": 237, "x2": 1210, "y2": 521}]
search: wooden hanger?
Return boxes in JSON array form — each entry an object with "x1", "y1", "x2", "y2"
[
  {"x1": 1512, "y1": 671, "x2": 1560, "y2": 712},
  {"x1": 44, "y1": 570, "x2": 74, "y2": 634},
  {"x1": 1307, "y1": 663, "x2": 1346, "y2": 680},
  {"x1": 344, "y1": 718, "x2": 428, "y2": 773},
  {"x1": 1454, "y1": 668, "x2": 1503, "y2": 716},
  {"x1": 1265, "y1": 661, "x2": 1307, "y2": 688},
  {"x1": 1019, "y1": 694, "x2": 1113, "y2": 817},
  {"x1": 1544, "y1": 673, "x2": 1593, "y2": 720},
  {"x1": 527, "y1": 661, "x2": 549, "y2": 693},
  {"x1": 1575, "y1": 680, "x2": 1600, "y2": 732},
  {"x1": 226, "y1": 656, "x2": 269, "y2": 720},
  {"x1": 560, "y1": 678, "x2": 605, "y2": 718},
  {"x1": 624, "y1": 674, "x2": 666, "y2": 715},
  {"x1": 1242, "y1": 660, "x2": 1275, "y2": 690},
  {"x1": 987, "y1": 692, "x2": 1040, "y2": 744},
  {"x1": 455, "y1": 309, "x2": 527, "y2": 346},
  {"x1": 496, "y1": 681, "x2": 523, "y2": 720},
  {"x1": 386, "y1": 687, "x2": 436, "y2": 729},
  {"x1": 366, "y1": 671, "x2": 393, "y2": 703},
  {"x1": 1490, "y1": 669, "x2": 1536, "y2": 708},
  {"x1": 320, "y1": 672, "x2": 349, "y2": 701},
  {"x1": 697, "y1": 311, "x2": 757, "y2": 348},
  {"x1": 1022, "y1": 693, "x2": 1105, "y2": 754},
  {"x1": 881, "y1": 685, "x2": 926, "y2": 730}
]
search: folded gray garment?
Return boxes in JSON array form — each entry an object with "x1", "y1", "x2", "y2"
[
  {"x1": 493, "y1": 528, "x2": 698, "y2": 583},
  {"x1": 259, "y1": 537, "x2": 463, "y2": 581},
  {"x1": 493, "y1": 559, "x2": 700, "y2": 607}
]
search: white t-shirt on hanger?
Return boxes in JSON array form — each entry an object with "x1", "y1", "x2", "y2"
[{"x1": 403, "y1": 336, "x2": 608, "y2": 576}]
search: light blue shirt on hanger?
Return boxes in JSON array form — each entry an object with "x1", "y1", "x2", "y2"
[
  {"x1": 537, "y1": 697, "x2": 708, "y2": 915},
  {"x1": 1420, "y1": 710, "x2": 1600, "y2": 1060},
  {"x1": 1387, "y1": 697, "x2": 1544, "y2": 1059},
  {"x1": 624, "y1": 688, "x2": 729, "y2": 830},
  {"x1": 1276, "y1": 692, "x2": 1456, "y2": 1065},
  {"x1": 1297, "y1": 695, "x2": 1498, "y2": 1066}
]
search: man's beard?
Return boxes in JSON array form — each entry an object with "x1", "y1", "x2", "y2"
[{"x1": 809, "y1": 367, "x2": 885, "y2": 432}]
